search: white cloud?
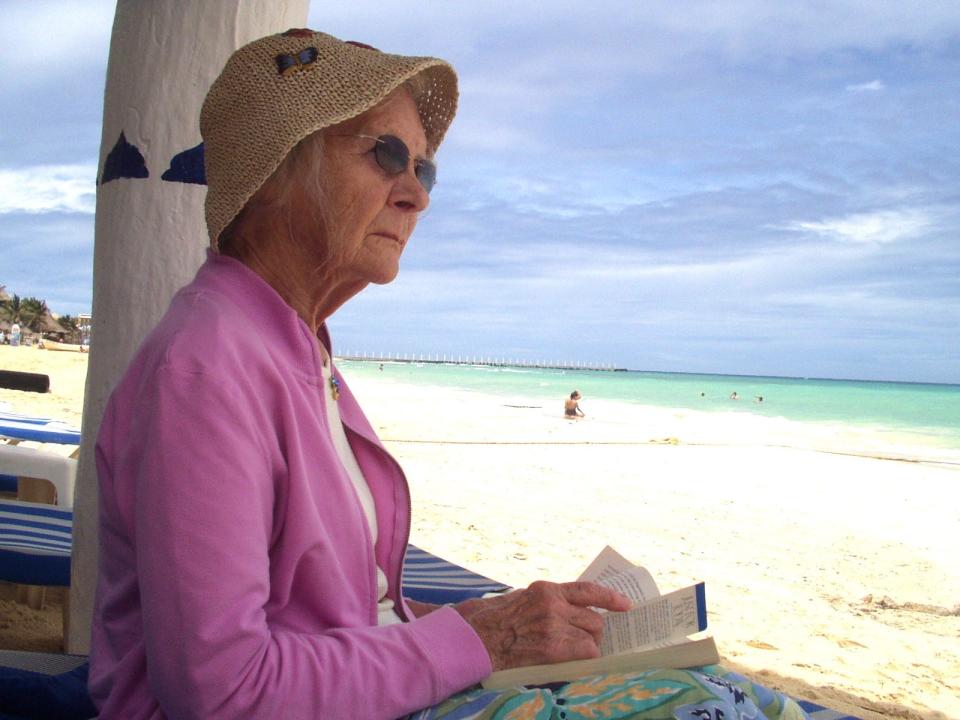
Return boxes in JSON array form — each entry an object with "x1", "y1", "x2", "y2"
[
  {"x1": 846, "y1": 79, "x2": 886, "y2": 92},
  {"x1": 0, "y1": 165, "x2": 97, "y2": 215},
  {"x1": 781, "y1": 208, "x2": 934, "y2": 245},
  {"x1": 311, "y1": 1, "x2": 960, "y2": 84}
]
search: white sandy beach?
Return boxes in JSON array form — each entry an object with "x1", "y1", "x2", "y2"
[{"x1": 1, "y1": 345, "x2": 958, "y2": 719}]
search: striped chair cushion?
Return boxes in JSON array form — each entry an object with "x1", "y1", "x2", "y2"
[
  {"x1": 0, "y1": 473, "x2": 17, "y2": 493},
  {"x1": 0, "y1": 499, "x2": 72, "y2": 586},
  {"x1": 0, "y1": 419, "x2": 82, "y2": 444},
  {"x1": 402, "y1": 545, "x2": 510, "y2": 604}
]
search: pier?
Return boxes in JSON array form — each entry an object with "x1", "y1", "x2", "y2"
[{"x1": 337, "y1": 351, "x2": 626, "y2": 372}]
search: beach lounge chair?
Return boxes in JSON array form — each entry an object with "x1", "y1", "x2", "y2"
[
  {"x1": 0, "y1": 413, "x2": 81, "y2": 499},
  {"x1": 0, "y1": 544, "x2": 862, "y2": 720},
  {"x1": 0, "y1": 474, "x2": 16, "y2": 494},
  {"x1": 0, "y1": 410, "x2": 79, "y2": 504},
  {"x1": 0, "y1": 650, "x2": 94, "y2": 720},
  {"x1": 0, "y1": 498, "x2": 72, "y2": 587},
  {"x1": 0, "y1": 410, "x2": 65, "y2": 491},
  {"x1": 401, "y1": 544, "x2": 509, "y2": 603},
  {"x1": 0, "y1": 444, "x2": 76, "y2": 508},
  {"x1": 0, "y1": 418, "x2": 82, "y2": 447},
  {"x1": 0, "y1": 544, "x2": 509, "y2": 720},
  {"x1": 0, "y1": 410, "x2": 55, "y2": 425},
  {"x1": 0, "y1": 418, "x2": 80, "y2": 612}
]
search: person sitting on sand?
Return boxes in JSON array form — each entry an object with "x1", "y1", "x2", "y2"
[
  {"x1": 564, "y1": 389, "x2": 586, "y2": 419},
  {"x1": 90, "y1": 29, "x2": 808, "y2": 720}
]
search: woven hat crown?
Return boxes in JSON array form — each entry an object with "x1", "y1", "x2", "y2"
[{"x1": 201, "y1": 29, "x2": 458, "y2": 248}]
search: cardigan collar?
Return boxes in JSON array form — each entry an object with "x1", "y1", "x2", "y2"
[{"x1": 193, "y1": 251, "x2": 385, "y2": 450}]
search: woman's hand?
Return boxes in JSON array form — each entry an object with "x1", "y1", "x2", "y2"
[{"x1": 453, "y1": 581, "x2": 632, "y2": 671}]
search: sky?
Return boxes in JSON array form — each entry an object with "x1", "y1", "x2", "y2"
[{"x1": 1, "y1": 2, "x2": 958, "y2": 384}]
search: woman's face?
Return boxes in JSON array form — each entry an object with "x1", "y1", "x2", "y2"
[{"x1": 317, "y1": 89, "x2": 431, "y2": 286}]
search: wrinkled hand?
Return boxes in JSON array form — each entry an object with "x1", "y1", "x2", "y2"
[{"x1": 454, "y1": 581, "x2": 632, "y2": 671}]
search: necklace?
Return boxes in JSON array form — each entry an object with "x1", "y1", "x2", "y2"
[{"x1": 329, "y1": 374, "x2": 341, "y2": 401}]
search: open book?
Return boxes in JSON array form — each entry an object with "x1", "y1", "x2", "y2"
[{"x1": 481, "y1": 546, "x2": 719, "y2": 689}]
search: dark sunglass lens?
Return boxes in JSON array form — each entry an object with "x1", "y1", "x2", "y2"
[
  {"x1": 415, "y1": 160, "x2": 436, "y2": 194},
  {"x1": 374, "y1": 135, "x2": 435, "y2": 194},
  {"x1": 374, "y1": 135, "x2": 409, "y2": 175}
]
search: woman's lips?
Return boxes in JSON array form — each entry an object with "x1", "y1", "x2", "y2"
[{"x1": 373, "y1": 231, "x2": 403, "y2": 247}]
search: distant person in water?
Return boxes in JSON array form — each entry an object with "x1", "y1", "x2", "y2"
[
  {"x1": 755, "y1": 395, "x2": 763, "y2": 403},
  {"x1": 564, "y1": 390, "x2": 585, "y2": 419},
  {"x1": 730, "y1": 391, "x2": 739, "y2": 400}
]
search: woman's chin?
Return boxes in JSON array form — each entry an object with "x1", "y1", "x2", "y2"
[{"x1": 369, "y1": 263, "x2": 401, "y2": 285}]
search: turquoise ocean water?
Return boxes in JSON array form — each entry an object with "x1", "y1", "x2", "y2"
[{"x1": 338, "y1": 360, "x2": 960, "y2": 450}]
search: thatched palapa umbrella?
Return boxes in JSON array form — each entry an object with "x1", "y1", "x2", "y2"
[{"x1": 39, "y1": 313, "x2": 68, "y2": 336}]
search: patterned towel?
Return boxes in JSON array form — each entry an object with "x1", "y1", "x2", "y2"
[{"x1": 410, "y1": 665, "x2": 837, "y2": 720}]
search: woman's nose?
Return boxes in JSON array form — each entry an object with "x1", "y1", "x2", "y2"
[{"x1": 390, "y1": 165, "x2": 430, "y2": 213}]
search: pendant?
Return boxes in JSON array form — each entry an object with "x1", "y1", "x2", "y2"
[{"x1": 329, "y1": 374, "x2": 341, "y2": 401}]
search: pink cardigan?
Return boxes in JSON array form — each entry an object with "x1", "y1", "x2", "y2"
[{"x1": 90, "y1": 253, "x2": 491, "y2": 719}]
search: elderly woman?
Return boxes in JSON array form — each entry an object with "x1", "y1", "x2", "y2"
[
  {"x1": 91, "y1": 30, "x2": 627, "y2": 719},
  {"x1": 91, "y1": 30, "x2": 809, "y2": 720}
]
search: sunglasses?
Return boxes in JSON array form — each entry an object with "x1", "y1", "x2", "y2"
[{"x1": 348, "y1": 134, "x2": 437, "y2": 194}]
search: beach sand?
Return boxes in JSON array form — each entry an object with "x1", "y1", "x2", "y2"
[{"x1": 1, "y1": 345, "x2": 957, "y2": 719}]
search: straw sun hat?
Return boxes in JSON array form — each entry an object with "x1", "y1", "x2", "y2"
[{"x1": 200, "y1": 29, "x2": 458, "y2": 249}]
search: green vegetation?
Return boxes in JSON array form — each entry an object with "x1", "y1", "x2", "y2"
[{"x1": 0, "y1": 285, "x2": 84, "y2": 343}]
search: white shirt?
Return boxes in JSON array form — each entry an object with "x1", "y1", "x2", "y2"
[{"x1": 318, "y1": 345, "x2": 402, "y2": 626}]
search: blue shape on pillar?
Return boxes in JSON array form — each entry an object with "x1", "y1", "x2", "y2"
[
  {"x1": 99, "y1": 132, "x2": 149, "y2": 185},
  {"x1": 161, "y1": 143, "x2": 207, "y2": 185}
]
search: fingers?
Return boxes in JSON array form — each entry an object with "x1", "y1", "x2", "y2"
[
  {"x1": 458, "y1": 580, "x2": 632, "y2": 671},
  {"x1": 566, "y1": 604, "x2": 605, "y2": 644},
  {"x1": 556, "y1": 580, "x2": 633, "y2": 612},
  {"x1": 535, "y1": 622, "x2": 603, "y2": 665},
  {"x1": 549, "y1": 583, "x2": 621, "y2": 645}
]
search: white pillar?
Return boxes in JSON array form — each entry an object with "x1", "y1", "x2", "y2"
[{"x1": 70, "y1": 0, "x2": 308, "y2": 654}]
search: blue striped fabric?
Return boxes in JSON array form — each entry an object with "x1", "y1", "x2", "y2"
[
  {"x1": 0, "y1": 473, "x2": 16, "y2": 493},
  {"x1": 0, "y1": 499, "x2": 72, "y2": 586},
  {"x1": 402, "y1": 545, "x2": 510, "y2": 604},
  {"x1": 0, "y1": 411, "x2": 55, "y2": 425},
  {"x1": 797, "y1": 699, "x2": 863, "y2": 720},
  {"x1": 0, "y1": 419, "x2": 81, "y2": 445}
]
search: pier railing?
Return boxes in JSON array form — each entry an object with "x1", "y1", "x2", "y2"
[{"x1": 336, "y1": 352, "x2": 625, "y2": 372}]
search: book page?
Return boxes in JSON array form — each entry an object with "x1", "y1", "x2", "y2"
[
  {"x1": 577, "y1": 546, "x2": 660, "y2": 602},
  {"x1": 600, "y1": 582, "x2": 707, "y2": 655}
]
